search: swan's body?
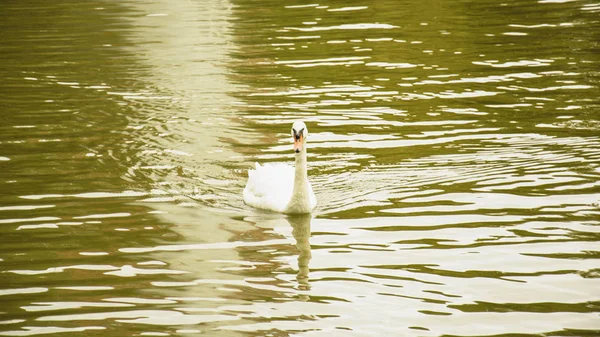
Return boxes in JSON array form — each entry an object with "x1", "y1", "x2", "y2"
[{"x1": 243, "y1": 121, "x2": 317, "y2": 214}]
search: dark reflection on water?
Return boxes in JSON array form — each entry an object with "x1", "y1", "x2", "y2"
[{"x1": 1, "y1": 0, "x2": 599, "y2": 336}]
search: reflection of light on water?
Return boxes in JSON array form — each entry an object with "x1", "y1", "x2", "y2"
[
  {"x1": 248, "y1": 83, "x2": 372, "y2": 96},
  {"x1": 37, "y1": 309, "x2": 238, "y2": 325},
  {"x1": 286, "y1": 23, "x2": 398, "y2": 32},
  {"x1": 473, "y1": 59, "x2": 554, "y2": 68}
]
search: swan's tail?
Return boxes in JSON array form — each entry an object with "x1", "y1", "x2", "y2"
[{"x1": 247, "y1": 162, "x2": 262, "y2": 179}]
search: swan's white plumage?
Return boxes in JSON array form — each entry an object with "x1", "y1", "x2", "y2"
[
  {"x1": 243, "y1": 162, "x2": 316, "y2": 213},
  {"x1": 243, "y1": 121, "x2": 317, "y2": 214}
]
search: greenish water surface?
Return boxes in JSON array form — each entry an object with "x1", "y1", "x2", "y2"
[{"x1": 1, "y1": 0, "x2": 599, "y2": 336}]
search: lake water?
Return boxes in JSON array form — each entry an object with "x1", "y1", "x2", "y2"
[{"x1": 1, "y1": 0, "x2": 599, "y2": 336}]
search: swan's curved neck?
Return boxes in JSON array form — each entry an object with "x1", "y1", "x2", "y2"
[{"x1": 285, "y1": 147, "x2": 311, "y2": 214}]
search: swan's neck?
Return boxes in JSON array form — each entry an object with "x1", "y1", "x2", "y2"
[{"x1": 285, "y1": 147, "x2": 311, "y2": 214}]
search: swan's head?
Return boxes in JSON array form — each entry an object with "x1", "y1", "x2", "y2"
[{"x1": 291, "y1": 121, "x2": 308, "y2": 153}]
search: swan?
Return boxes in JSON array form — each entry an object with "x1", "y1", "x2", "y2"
[{"x1": 243, "y1": 121, "x2": 317, "y2": 214}]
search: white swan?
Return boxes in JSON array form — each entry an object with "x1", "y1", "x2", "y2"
[{"x1": 243, "y1": 121, "x2": 317, "y2": 214}]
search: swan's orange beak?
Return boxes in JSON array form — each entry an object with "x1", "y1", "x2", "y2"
[{"x1": 293, "y1": 134, "x2": 303, "y2": 153}]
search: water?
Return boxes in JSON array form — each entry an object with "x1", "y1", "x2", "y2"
[{"x1": 1, "y1": 0, "x2": 599, "y2": 336}]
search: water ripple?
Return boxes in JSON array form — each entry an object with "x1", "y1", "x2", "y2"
[{"x1": 1, "y1": 0, "x2": 599, "y2": 336}]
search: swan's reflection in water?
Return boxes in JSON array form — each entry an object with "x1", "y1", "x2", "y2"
[{"x1": 286, "y1": 215, "x2": 312, "y2": 291}]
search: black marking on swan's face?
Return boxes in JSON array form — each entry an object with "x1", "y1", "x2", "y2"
[
  {"x1": 293, "y1": 128, "x2": 303, "y2": 153},
  {"x1": 291, "y1": 122, "x2": 308, "y2": 153},
  {"x1": 292, "y1": 128, "x2": 304, "y2": 141}
]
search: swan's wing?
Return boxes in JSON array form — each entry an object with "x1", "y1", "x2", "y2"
[{"x1": 243, "y1": 163, "x2": 294, "y2": 212}]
